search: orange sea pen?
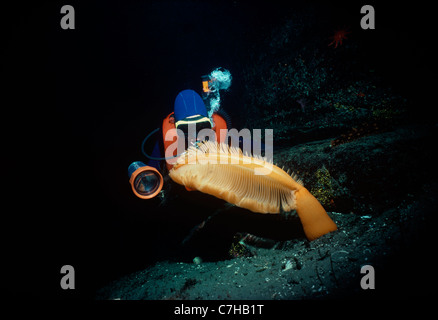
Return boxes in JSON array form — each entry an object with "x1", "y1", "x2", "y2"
[{"x1": 169, "y1": 141, "x2": 337, "y2": 241}]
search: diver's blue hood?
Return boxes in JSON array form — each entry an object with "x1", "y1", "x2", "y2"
[{"x1": 174, "y1": 89, "x2": 207, "y2": 122}]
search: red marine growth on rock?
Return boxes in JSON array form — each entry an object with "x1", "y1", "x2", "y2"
[{"x1": 328, "y1": 29, "x2": 351, "y2": 48}]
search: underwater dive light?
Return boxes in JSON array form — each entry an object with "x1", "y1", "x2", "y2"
[{"x1": 128, "y1": 161, "x2": 163, "y2": 199}]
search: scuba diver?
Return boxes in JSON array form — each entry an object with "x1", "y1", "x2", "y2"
[
  {"x1": 128, "y1": 88, "x2": 232, "y2": 200},
  {"x1": 127, "y1": 87, "x2": 282, "y2": 260}
]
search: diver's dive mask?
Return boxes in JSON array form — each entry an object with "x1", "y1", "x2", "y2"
[
  {"x1": 128, "y1": 161, "x2": 164, "y2": 199},
  {"x1": 175, "y1": 115, "x2": 212, "y2": 147}
]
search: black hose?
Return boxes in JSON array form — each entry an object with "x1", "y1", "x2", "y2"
[{"x1": 215, "y1": 108, "x2": 232, "y2": 129}]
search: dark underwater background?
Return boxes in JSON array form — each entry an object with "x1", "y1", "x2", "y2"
[{"x1": 4, "y1": 0, "x2": 436, "y2": 301}]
